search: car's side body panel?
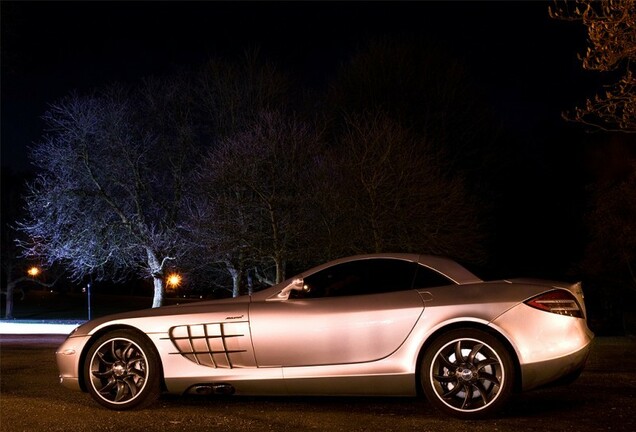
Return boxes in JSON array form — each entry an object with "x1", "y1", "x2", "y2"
[{"x1": 249, "y1": 290, "x2": 424, "y2": 367}]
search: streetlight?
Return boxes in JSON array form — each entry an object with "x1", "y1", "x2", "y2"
[
  {"x1": 167, "y1": 272, "x2": 182, "y2": 298},
  {"x1": 27, "y1": 266, "x2": 41, "y2": 277},
  {"x1": 167, "y1": 273, "x2": 182, "y2": 288}
]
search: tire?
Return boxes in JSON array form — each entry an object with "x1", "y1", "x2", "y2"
[
  {"x1": 420, "y1": 328, "x2": 514, "y2": 419},
  {"x1": 83, "y1": 329, "x2": 162, "y2": 410}
]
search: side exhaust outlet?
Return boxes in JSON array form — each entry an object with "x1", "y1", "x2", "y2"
[{"x1": 188, "y1": 384, "x2": 235, "y2": 396}]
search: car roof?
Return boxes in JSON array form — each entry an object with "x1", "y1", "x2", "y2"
[
  {"x1": 416, "y1": 254, "x2": 483, "y2": 284},
  {"x1": 302, "y1": 253, "x2": 482, "y2": 285}
]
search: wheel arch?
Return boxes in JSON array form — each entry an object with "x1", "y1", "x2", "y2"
[
  {"x1": 415, "y1": 321, "x2": 523, "y2": 395},
  {"x1": 78, "y1": 325, "x2": 166, "y2": 393}
]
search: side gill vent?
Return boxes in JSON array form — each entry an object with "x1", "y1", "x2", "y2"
[{"x1": 168, "y1": 322, "x2": 249, "y2": 368}]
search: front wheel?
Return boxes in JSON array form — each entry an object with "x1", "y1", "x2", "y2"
[
  {"x1": 421, "y1": 329, "x2": 514, "y2": 419},
  {"x1": 84, "y1": 329, "x2": 161, "y2": 410}
]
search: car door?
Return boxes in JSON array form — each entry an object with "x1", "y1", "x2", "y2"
[{"x1": 249, "y1": 258, "x2": 425, "y2": 367}]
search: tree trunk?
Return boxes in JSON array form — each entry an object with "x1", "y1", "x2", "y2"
[
  {"x1": 146, "y1": 248, "x2": 165, "y2": 308},
  {"x1": 4, "y1": 281, "x2": 15, "y2": 319},
  {"x1": 151, "y1": 276, "x2": 164, "y2": 308},
  {"x1": 275, "y1": 257, "x2": 285, "y2": 284},
  {"x1": 3, "y1": 276, "x2": 53, "y2": 318},
  {"x1": 227, "y1": 264, "x2": 239, "y2": 298},
  {"x1": 247, "y1": 270, "x2": 254, "y2": 295},
  {"x1": 226, "y1": 261, "x2": 242, "y2": 298},
  {"x1": 266, "y1": 202, "x2": 285, "y2": 284}
]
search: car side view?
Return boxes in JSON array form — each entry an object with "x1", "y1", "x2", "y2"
[{"x1": 56, "y1": 253, "x2": 594, "y2": 419}]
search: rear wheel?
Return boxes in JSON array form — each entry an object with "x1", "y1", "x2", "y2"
[
  {"x1": 421, "y1": 329, "x2": 514, "y2": 419},
  {"x1": 84, "y1": 329, "x2": 161, "y2": 410}
]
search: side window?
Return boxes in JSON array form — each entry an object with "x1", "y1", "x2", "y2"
[
  {"x1": 413, "y1": 265, "x2": 454, "y2": 288},
  {"x1": 292, "y1": 259, "x2": 417, "y2": 299}
]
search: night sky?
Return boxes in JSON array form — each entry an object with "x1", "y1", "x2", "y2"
[
  {"x1": 2, "y1": 1, "x2": 593, "y2": 168},
  {"x1": 0, "y1": 1, "x2": 618, "y2": 278}
]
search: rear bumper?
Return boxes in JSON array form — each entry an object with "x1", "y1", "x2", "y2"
[
  {"x1": 491, "y1": 303, "x2": 594, "y2": 390},
  {"x1": 519, "y1": 338, "x2": 592, "y2": 390}
]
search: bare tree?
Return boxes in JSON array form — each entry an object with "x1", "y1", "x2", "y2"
[
  {"x1": 328, "y1": 111, "x2": 485, "y2": 262},
  {"x1": 325, "y1": 37, "x2": 499, "y2": 260},
  {"x1": 550, "y1": 0, "x2": 636, "y2": 132},
  {"x1": 550, "y1": 1, "x2": 636, "y2": 333},
  {"x1": 193, "y1": 111, "x2": 325, "y2": 295},
  {"x1": 184, "y1": 54, "x2": 316, "y2": 296},
  {"x1": 327, "y1": 37, "x2": 499, "y2": 168},
  {"x1": 579, "y1": 147, "x2": 636, "y2": 333},
  {"x1": 18, "y1": 82, "x2": 196, "y2": 308},
  {"x1": 1, "y1": 171, "x2": 60, "y2": 318},
  {"x1": 582, "y1": 155, "x2": 636, "y2": 288},
  {"x1": 196, "y1": 50, "x2": 290, "y2": 139},
  {"x1": 1, "y1": 264, "x2": 58, "y2": 319}
]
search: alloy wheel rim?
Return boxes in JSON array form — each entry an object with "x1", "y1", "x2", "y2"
[
  {"x1": 429, "y1": 338, "x2": 504, "y2": 412},
  {"x1": 89, "y1": 338, "x2": 149, "y2": 404}
]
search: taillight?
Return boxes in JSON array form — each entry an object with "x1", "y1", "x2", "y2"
[{"x1": 525, "y1": 290, "x2": 584, "y2": 318}]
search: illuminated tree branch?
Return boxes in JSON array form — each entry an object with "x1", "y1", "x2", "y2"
[
  {"x1": 18, "y1": 81, "x2": 197, "y2": 308},
  {"x1": 550, "y1": 0, "x2": 636, "y2": 133}
]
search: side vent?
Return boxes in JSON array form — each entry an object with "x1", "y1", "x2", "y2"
[{"x1": 169, "y1": 322, "x2": 251, "y2": 368}]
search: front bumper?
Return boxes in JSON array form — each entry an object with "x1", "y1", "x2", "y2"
[{"x1": 56, "y1": 335, "x2": 92, "y2": 391}]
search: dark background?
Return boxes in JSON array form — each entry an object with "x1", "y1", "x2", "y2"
[{"x1": 2, "y1": 1, "x2": 595, "y2": 173}]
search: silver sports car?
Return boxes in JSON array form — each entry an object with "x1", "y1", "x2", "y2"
[{"x1": 56, "y1": 253, "x2": 593, "y2": 419}]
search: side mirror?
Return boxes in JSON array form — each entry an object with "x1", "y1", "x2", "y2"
[{"x1": 277, "y1": 278, "x2": 304, "y2": 300}]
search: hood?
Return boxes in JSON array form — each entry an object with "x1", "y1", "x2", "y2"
[{"x1": 71, "y1": 295, "x2": 251, "y2": 337}]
